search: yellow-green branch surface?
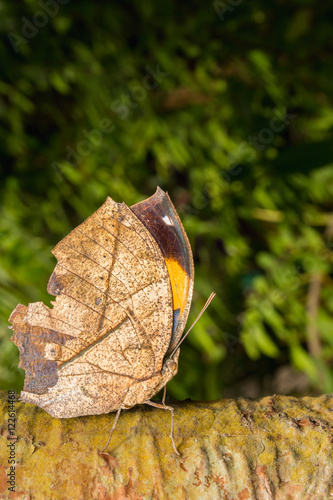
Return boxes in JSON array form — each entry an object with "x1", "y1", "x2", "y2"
[{"x1": 1, "y1": 391, "x2": 333, "y2": 499}]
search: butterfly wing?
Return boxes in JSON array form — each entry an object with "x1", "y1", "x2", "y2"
[
  {"x1": 131, "y1": 187, "x2": 194, "y2": 354},
  {"x1": 9, "y1": 196, "x2": 174, "y2": 417}
]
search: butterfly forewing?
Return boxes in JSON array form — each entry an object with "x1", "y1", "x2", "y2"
[{"x1": 131, "y1": 187, "x2": 194, "y2": 354}]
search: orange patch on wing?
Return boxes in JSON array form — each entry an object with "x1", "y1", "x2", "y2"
[{"x1": 164, "y1": 258, "x2": 187, "y2": 314}]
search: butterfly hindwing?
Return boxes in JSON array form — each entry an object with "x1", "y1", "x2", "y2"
[{"x1": 10, "y1": 194, "x2": 177, "y2": 417}]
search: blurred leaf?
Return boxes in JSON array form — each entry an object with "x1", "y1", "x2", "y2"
[{"x1": 290, "y1": 345, "x2": 318, "y2": 382}]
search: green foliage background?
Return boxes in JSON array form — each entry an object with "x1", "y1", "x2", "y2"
[{"x1": 1, "y1": 0, "x2": 333, "y2": 401}]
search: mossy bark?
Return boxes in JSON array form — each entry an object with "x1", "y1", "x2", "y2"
[{"x1": 1, "y1": 390, "x2": 333, "y2": 499}]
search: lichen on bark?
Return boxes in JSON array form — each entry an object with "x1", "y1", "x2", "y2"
[{"x1": 1, "y1": 391, "x2": 333, "y2": 499}]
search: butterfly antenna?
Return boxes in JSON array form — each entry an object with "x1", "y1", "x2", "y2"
[{"x1": 169, "y1": 292, "x2": 216, "y2": 359}]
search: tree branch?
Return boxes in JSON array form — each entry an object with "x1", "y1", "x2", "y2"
[{"x1": 1, "y1": 391, "x2": 333, "y2": 498}]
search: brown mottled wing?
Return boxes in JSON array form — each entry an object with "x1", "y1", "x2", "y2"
[{"x1": 9, "y1": 197, "x2": 173, "y2": 418}]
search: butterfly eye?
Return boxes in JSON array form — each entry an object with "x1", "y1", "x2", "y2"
[{"x1": 165, "y1": 358, "x2": 177, "y2": 371}]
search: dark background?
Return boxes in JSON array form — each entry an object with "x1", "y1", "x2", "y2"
[{"x1": 1, "y1": 0, "x2": 333, "y2": 402}]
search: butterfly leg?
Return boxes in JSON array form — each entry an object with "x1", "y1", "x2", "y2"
[
  {"x1": 145, "y1": 400, "x2": 180, "y2": 456},
  {"x1": 162, "y1": 385, "x2": 167, "y2": 405},
  {"x1": 100, "y1": 404, "x2": 123, "y2": 453}
]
